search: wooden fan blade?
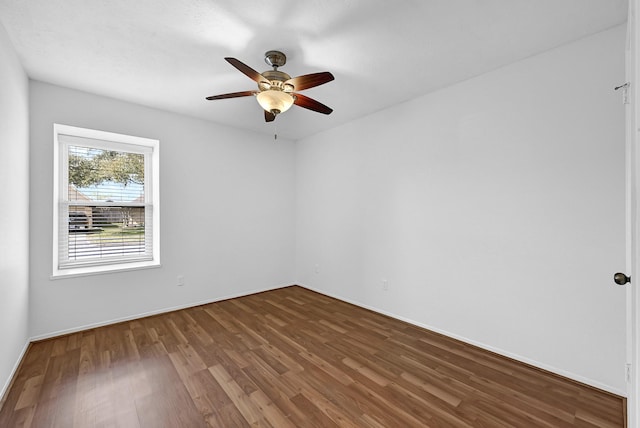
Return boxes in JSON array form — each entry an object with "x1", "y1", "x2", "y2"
[
  {"x1": 225, "y1": 57, "x2": 270, "y2": 84},
  {"x1": 285, "y1": 72, "x2": 334, "y2": 91},
  {"x1": 206, "y1": 91, "x2": 256, "y2": 100},
  {"x1": 293, "y1": 93, "x2": 333, "y2": 115},
  {"x1": 264, "y1": 110, "x2": 276, "y2": 122}
]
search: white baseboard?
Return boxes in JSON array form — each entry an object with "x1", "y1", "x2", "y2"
[
  {"x1": 0, "y1": 340, "x2": 30, "y2": 411},
  {"x1": 298, "y1": 283, "x2": 627, "y2": 398},
  {"x1": 30, "y1": 282, "x2": 295, "y2": 341}
]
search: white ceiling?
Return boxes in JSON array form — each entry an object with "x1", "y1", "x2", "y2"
[{"x1": 0, "y1": 0, "x2": 628, "y2": 140}]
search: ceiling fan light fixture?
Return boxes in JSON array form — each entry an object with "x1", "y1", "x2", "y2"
[{"x1": 256, "y1": 90, "x2": 294, "y2": 115}]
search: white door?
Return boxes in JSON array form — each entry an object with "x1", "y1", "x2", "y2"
[{"x1": 626, "y1": 1, "x2": 639, "y2": 425}]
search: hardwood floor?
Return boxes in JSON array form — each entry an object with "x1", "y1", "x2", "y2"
[{"x1": 0, "y1": 286, "x2": 625, "y2": 427}]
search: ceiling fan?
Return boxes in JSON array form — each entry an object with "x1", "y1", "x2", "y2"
[{"x1": 206, "y1": 50, "x2": 335, "y2": 122}]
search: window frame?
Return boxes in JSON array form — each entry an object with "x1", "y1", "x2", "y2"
[{"x1": 52, "y1": 124, "x2": 160, "y2": 278}]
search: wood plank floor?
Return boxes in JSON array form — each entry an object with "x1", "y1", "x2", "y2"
[{"x1": 0, "y1": 286, "x2": 625, "y2": 427}]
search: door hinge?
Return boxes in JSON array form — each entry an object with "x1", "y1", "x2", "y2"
[
  {"x1": 615, "y1": 82, "x2": 630, "y2": 104},
  {"x1": 626, "y1": 363, "x2": 632, "y2": 382}
]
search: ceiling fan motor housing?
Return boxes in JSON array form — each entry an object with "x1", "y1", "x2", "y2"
[
  {"x1": 261, "y1": 51, "x2": 295, "y2": 92},
  {"x1": 259, "y1": 70, "x2": 293, "y2": 92}
]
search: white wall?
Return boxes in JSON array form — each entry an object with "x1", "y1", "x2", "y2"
[
  {"x1": 29, "y1": 82, "x2": 296, "y2": 338},
  {"x1": 0, "y1": 23, "x2": 30, "y2": 399},
  {"x1": 296, "y1": 26, "x2": 627, "y2": 394}
]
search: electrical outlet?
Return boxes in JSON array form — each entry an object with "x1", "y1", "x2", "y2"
[
  {"x1": 177, "y1": 275, "x2": 184, "y2": 286},
  {"x1": 315, "y1": 264, "x2": 320, "y2": 274},
  {"x1": 382, "y1": 279, "x2": 388, "y2": 291}
]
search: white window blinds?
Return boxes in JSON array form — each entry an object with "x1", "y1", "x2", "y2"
[{"x1": 53, "y1": 126, "x2": 159, "y2": 276}]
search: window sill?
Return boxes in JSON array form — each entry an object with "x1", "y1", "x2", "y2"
[{"x1": 51, "y1": 261, "x2": 161, "y2": 280}]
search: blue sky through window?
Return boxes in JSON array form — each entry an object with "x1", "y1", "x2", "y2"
[{"x1": 75, "y1": 181, "x2": 144, "y2": 203}]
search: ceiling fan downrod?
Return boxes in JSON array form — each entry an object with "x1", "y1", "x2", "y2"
[{"x1": 264, "y1": 50, "x2": 287, "y2": 70}]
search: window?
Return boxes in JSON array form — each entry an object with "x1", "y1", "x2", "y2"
[{"x1": 53, "y1": 124, "x2": 160, "y2": 277}]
